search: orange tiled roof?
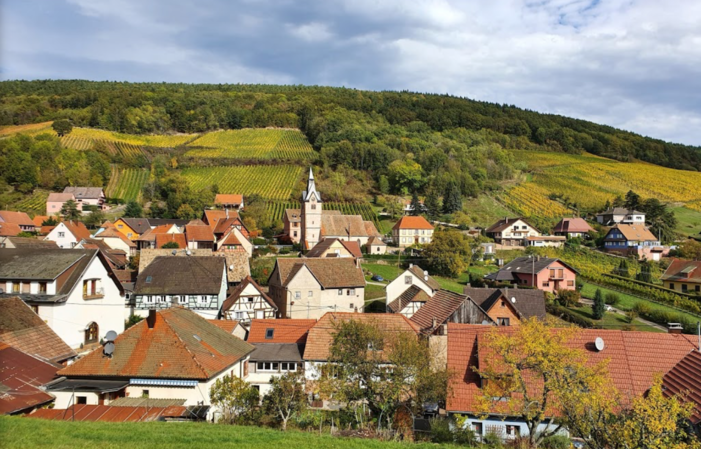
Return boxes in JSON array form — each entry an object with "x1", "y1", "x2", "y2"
[
  {"x1": 185, "y1": 224, "x2": 215, "y2": 242},
  {"x1": 63, "y1": 221, "x2": 91, "y2": 241},
  {"x1": 660, "y1": 259, "x2": 701, "y2": 284},
  {"x1": 0, "y1": 211, "x2": 34, "y2": 227},
  {"x1": 215, "y1": 194, "x2": 243, "y2": 205},
  {"x1": 392, "y1": 215, "x2": 434, "y2": 231},
  {"x1": 446, "y1": 324, "x2": 699, "y2": 414},
  {"x1": 663, "y1": 350, "x2": 701, "y2": 424},
  {"x1": 32, "y1": 215, "x2": 50, "y2": 227},
  {"x1": 247, "y1": 319, "x2": 316, "y2": 344},
  {"x1": 614, "y1": 224, "x2": 658, "y2": 242},
  {"x1": 59, "y1": 307, "x2": 254, "y2": 380},
  {"x1": 97, "y1": 228, "x2": 137, "y2": 247},
  {"x1": 0, "y1": 222, "x2": 22, "y2": 236},
  {"x1": 303, "y1": 312, "x2": 420, "y2": 361},
  {"x1": 155, "y1": 233, "x2": 187, "y2": 249}
]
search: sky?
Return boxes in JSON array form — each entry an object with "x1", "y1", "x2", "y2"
[{"x1": 2, "y1": 0, "x2": 701, "y2": 146}]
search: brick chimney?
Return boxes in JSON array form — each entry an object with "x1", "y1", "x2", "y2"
[
  {"x1": 147, "y1": 309, "x2": 157, "y2": 329},
  {"x1": 667, "y1": 323, "x2": 683, "y2": 334}
]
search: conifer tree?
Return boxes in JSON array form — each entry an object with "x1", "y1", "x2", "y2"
[
  {"x1": 409, "y1": 191, "x2": 421, "y2": 216},
  {"x1": 592, "y1": 288, "x2": 605, "y2": 320}
]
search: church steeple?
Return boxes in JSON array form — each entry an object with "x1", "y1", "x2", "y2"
[
  {"x1": 303, "y1": 166, "x2": 320, "y2": 202},
  {"x1": 301, "y1": 166, "x2": 322, "y2": 249}
]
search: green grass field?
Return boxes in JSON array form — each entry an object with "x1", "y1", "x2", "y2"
[
  {"x1": 671, "y1": 206, "x2": 701, "y2": 238},
  {"x1": 0, "y1": 417, "x2": 458, "y2": 449},
  {"x1": 565, "y1": 306, "x2": 663, "y2": 333},
  {"x1": 463, "y1": 195, "x2": 514, "y2": 228}
]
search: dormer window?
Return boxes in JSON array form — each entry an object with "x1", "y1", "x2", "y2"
[{"x1": 265, "y1": 328, "x2": 274, "y2": 339}]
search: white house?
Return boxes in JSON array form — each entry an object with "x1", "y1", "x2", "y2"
[
  {"x1": 218, "y1": 276, "x2": 278, "y2": 324},
  {"x1": 485, "y1": 218, "x2": 541, "y2": 247},
  {"x1": 44, "y1": 221, "x2": 92, "y2": 249},
  {"x1": 133, "y1": 256, "x2": 228, "y2": 319},
  {"x1": 268, "y1": 258, "x2": 366, "y2": 319},
  {"x1": 385, "y1": 264, "x2": 441, "y2": 314},
  {"x1": 48, "y1": 307, "x2": 254, "y2": 421},
  {"x1": 596, "y1": 208, "x2": 646, "y2": 226},
  {"x1": 0, "y1": 248, "x2": 125, "y2": 350}
]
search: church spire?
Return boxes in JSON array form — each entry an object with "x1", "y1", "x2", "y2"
[{"x1": 303, "y1": 166, "x2": 319, "y2": 201}]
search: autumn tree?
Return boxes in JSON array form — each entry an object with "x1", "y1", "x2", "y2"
[
  {"x1": 209, "y1": 374, "x2": 259, "y2": 424},
  {"x1": 677, "y1": 239, "x2": 701, "y2": 261},
  {"x1": 423, "y1": 228, "x2": 472, "y2": 277},
  {"x1": 263, "y1": 371, "x2": 307, "y2": 431}
]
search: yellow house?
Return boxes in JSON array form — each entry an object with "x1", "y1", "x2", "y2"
[{"x1": 113, "y1": 218, "x2": 152, "y2": 241}]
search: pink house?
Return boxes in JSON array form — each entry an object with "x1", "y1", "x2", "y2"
[
  {"x1": 46, "y1": 193, "x2": 75, "y2": 216},
  {"x1": 485, "y1": 256, "x2": 578, "y2": 293},
  {"x1": 46, "y1": 188, "x2": 106, "y2": 216}
]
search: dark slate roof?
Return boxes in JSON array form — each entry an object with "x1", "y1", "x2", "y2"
[
  {"x1": 249, "y1": 343, "x2": 304, "y2": 362},
  {"x1": 484, "y1": 256, "x2": 579, "y2": 281},
  {"x1": 0, "y1": 248, "x2": 92, "y2": 281},
  {"x1": 0, "y1": 343, "x2": 58, "y2": 414},
  {"x1": 135, "y1": 256, "x2": 225, "y2": 295},
  {"x1": 148, "y1": 218, "x2": 190, "y2": 227},
  {"x1": 1, "y1": 237, "x2": 58, "y2": 249},
  {"x1": 63, "y1": 187, "x2": 104, "y2": 199},
  {"x1": 387, "y1": 285, "x2": 431, "y2": 313},
  {"x1": 221, "y1": 276, "x2": 277, "y2": 313},
  {"x1": 120, "y1": 218, "x2": 152, "y2": 235},
  {"x1": 59, "y1": 307, "x2": 255, "y2": 380},
  {"x1": 464, "y1": 287, "x2": 547, "y2": 320},
  {"x1": 597, "y1": 208, "x2": 644, "y2": 216}
]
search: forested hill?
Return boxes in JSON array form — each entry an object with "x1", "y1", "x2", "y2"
[{"x1": 1, "y1": 80, "x2": 700, "y2": 172}]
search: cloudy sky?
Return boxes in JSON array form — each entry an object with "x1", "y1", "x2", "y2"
[{"x1": 2, "y1": 0, "x2": 701, "y2": 145}]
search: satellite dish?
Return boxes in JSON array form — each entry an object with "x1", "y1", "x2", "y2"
[
  {"x1": 103, "y1": 342, "x2": 115, "y2": 357},
  {"x1": 511, "y1": 297, "x2": 516, "y2": 303},
  {"x1": 104, "y1": 330, "x2": 118, "y2": 342},
  {"x1": 594, "y1": 337, "x2": 605, "y2": 352},
  {"x1": 171, "y1": 249, "x2": 177, "y2": 255},
  {"x1": 186, "y1": 250, "x2": 192, "y2": 256},
  {"x1": 481, "y1": 320, "x2": 491, "y2": 325}
]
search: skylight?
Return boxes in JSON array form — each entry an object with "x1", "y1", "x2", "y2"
[
  {"x1": 265, "y1": 328, "x2": 274, "y2": 339},
  {"x1": 145, "y1": 276, "x2": 152, "y2": 283}
]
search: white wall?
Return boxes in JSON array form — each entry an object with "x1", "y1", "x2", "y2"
[
  {"x1": 386, "y1": 268, "x2": 434, "y2": 306},
  {"x1": 45, "y1": 223, "x2": 80, "y2": 249},
  {"x1": 285, "y1": 266, "x2": 364, "y2": 319},
  {"x1": 454, "y1": 415, "x2": 567, "y2": 443}
]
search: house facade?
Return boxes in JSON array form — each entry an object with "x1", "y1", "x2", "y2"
[
  {"x1": 596, "y1": 208, "x2": 645, "y2": 226},
  {"x1": 463, "y1": 287, "x2": 547, "y2": 326},
  {"x1": 46, "y1": 192, "x2": 75, "y2": 216},
  {"x1": 268, "y1": 258, "x2": 366, "y2": 319},
  {"x1": 0, "y1": 249, "x2": 125, "y2": 349},
  {"x1": 603, "y1": 224, "x2": 661, "y2": 258},
  {"x1": 113, "y1": 218, "x2": 152, "y2": 240},
  {"x1": 385, "y1": 264, "x2": 441, "y2": 311},
  {"x1": 44, "y1": 221, "x2": 91, "y2": 248},
  {"x1": 485, "y1": 218, "x2": 541, "y2": 247},
  {"x1": 63, "y1": 187, "x2": 106, "y2": 212},
  {"x1": 219, "y1": 276, "x2": 278, "y2": 323},
  {"x1": 392, "y1": 216, "x2": 434, "y2": 248},
  {"x1": 0, "y1": 211, "x2": 35, "y2": 233},
  {"x1": 485, "y1": 257, "x2": 578, "y2": 293},
  {"x1": 133, "y1": 256, "x2": 228, "y2": 319},
  {"x1": 660, "y1": 259, "x2": 701, "y2": 294},
  {"x1": 49, "y1": 308, "x2": 254, "y2": 420}
]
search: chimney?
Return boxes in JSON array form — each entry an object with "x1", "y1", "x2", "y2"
[
  {"x1": 409, "y1": 263, "x2": 413, "y2": 268},
  {"x1": 667, "y1": 323, "x2": 683, "y2": 334},
  {"x1": 147, "y1": 309, "x2": 157, "y2": 329},
  {"x1": 432, "y1": 317, "x2": 437, "y2": 329}
]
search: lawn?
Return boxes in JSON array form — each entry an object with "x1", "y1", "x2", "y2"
[
  {"x1": 580, "y1": 282, "x2": 701, "y2": 324},
  {"x1": 362, "y1": 263, "x2": 468, "y2": 294},
  {"x1": 566, "y1": 306, "x2": 664, "y2": 333},
  {"x1": 463, "y1": 195, "x2": 513, "y2": 228},
  {"x1": 365, "y1": 283, "x2": 386, "y2": 300},
  {"x1": 0, "y1": 417, "x2": 459, "y2": 449},
  {"x1": 672, "y1": 206, "x2": 701, "y2": 238}
]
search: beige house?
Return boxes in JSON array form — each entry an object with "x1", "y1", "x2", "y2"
[
  {"x1": 485, "y1": 217, "x2": 541, "y2": 246},
  {"x1": 661, "y1": 259, "x2": 701, "y2": 294},
  {"x1": 366, "y1": 237, "x2": 387, "y2": 255},
  {"x1": 392, "y1": 216, "x2": 434, "y2": 248},
  {"x1": 268, "y1": 258, "x2": 366, "y2": 319},
  {"x1": 385, "y1": 264, "x2": 441, "y2": 316},
  {"x1": 304, "y1": 238, "x2": 362, "y2": 258}
]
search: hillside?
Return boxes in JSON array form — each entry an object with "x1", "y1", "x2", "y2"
[{"x1": 0, "y1": 416, "x2": 457, "y2": 449}]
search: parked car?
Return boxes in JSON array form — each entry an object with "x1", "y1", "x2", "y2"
[{"x1": 371, "y1": 275, "x2": 384, "y2": 282}]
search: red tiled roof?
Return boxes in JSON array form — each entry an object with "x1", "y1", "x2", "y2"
[
  {"x1": 660, "y1": 259, "x2": 701, "y2": 284},
  {"x1": 0, "y1": 211, "x2": 34, "y2": 227},
  {"x1": 0, "y1": 297, "x2": 77, "y2": 363},
  {"x1": 303, "y1": 312, "x2": 420, "y2": 361},
  {"x1": 155, "y1": 233, "x2": 187, "y2": 249},
  {"x1": 663, "y1": 350, "x2": 701, "y2": 424},
  {"x1": 553, "y1": 218, "x2": 594, "y2": 234},
  {"x1": 58, "y1": 307, "x2": 254, "y2": 380},
  {"x1": 63, "y1": 221, "x2": 92, "y2": 241},
  {"x1": 215, "y1": 194, "x2": 243, "y2": 205},
  {"x1": 27, "y1": 404, "x2": 195, "y2": 422},
  {"x1": 392, "y1": 215, "x2": 434, "y2": 230},
  {"x1": 248, "y1": 319, "x2": 316, "y2": 344},
  {"x1": 0, "y1": 222, "x2": 22, "y2": 236},
  {"x1": 207, "y1": 319, "x2": 240, "y2": 334},
  {"x1": 447, "y1": 324, "x2": 699, "y2": 414},
  {"x1": 0, "y1": 343, "x2": 58, "y2": 414},
  {"x1": 185, "y1": 224, "x2": 215, "y2": 242}
]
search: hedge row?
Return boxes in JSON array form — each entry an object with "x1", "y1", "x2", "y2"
[
  {"x1": 632, "y1": 303, "x2": 699, "y2": 334},
  {"x1": 603, "y1": 273, "x2": 699, "y2": 298},
  {"x1": 546, "y1": 303, "x2": 600, "y2": 329}
]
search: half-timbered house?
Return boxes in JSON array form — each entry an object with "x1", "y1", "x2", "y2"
[{"x1": 218, "y1": 276, "x2": 278, "y2": 323}]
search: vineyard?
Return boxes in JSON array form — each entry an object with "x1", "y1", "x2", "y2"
[
  {"x1": 509, "y1": 150, "x2": 701, "y2": 215},
  {"x1": 181, "y1": 165, "x2": 303, "y2": 201},
  {"x1": 499, "y1": 183, "x2": 571, "y2": 218},
  {"x1": 14, "y1": 190, "x2": 49, "y2": 214},
  {"x1": 105, "y1": 167, "x2": 150, "y2": 202},
  {"x1": 266, "y1": 200, "x2": 382, "y2": 229},
  {"x1": 67, "y1": 128, "x2": 197, "y2": 148},
  {"x1": 185, "y1": 129, "x2": 316, "y2": 160},
  {"x1": 60, "y1": 134, "x2": 146, "y2": 161},
  {"x1": 0, "y1": 121, "x2": 53, "y2": 136}
]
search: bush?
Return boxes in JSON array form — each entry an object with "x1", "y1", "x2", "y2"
[
  {"x1": 429, "y1": 417, "x2": 452, "y2": 444},
  {"x1": 252, "y1": 238, "x2": 267, "y2": 245},
  {"x1": 541, "y1": 434, "x2": 571, "y2": 449},
  {"x1": 556, "y1": 289, "x2": 581, "y2": 308},
  {"x1": 483, "y1": 430, "x2": 504, "y2": 447},
  {"x1": 604, "y1": 292, "x2": 619, "y2": 305},
  {"x1": 547, "y1": 303, "x2": 599, "y2": 328}
]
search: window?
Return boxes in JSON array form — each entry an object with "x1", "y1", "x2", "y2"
[
  {"x1": 265, "y1": 328, "x2": 274, "y2": 339},
  {"x1": 311, "y1": 204, "x2": 316, "y2": 210},
  {"x1": 58, "y1": 232, "x2": 65, "y2": 238},
  {"x1": 243, "y1": 360, "x2": 249, "y2": 377},
  {"x1": 347, "y1": 289, "x2": 355, "y2": 296},
  {"x1": 472, "y1": 422, "x2": 483, "y2": 435},
  {"x1": 542, "y1": 281, "x2": 549, "y2": 287},
  {"x1": 295, "y1": 291, "x2": 301, "y2": 299},
  {"x1": 500, "y1": 301, "x2": 506, "y2": 308},
  {"x1": 669, "y1": 283, "x2": 674, "y2": 290},
  {"x1": 85, "y1": 322, "x2": 99, "y2": 345},
  {"x1": 549, "y1": 268, "x2": 556, "y2": 278},
  {"x1": 177, "y1": 296, "x2": 187, "y2": 304},
  {"x1": 293, "y1": 231, "x2": 298, "y2": 237},
  {"x1": 506, "y1": 425, "x2": 519, "y2": 436},
  {"x1": 145, "y1": 276, "x2": 152, "y2": 283},
  {"x1": 257, "y1": 362, "x2": 280, "y2": 372},
  {"x1": 497, "y1": 318, "x2": 510, "y2": 326},
  {"x1": 199, "y1": 296, "x2": 208, "y2": 304},
  {"x1": 338, "y1": 289, "x2": 343, "y2": 296},
  {"x1": 76, "y1": 396, "x2": 87, "y2": 405},
  {"x1": 405, "y1": 276, "x2": 412, "y2": 285},
  {"x1": 12, "y1": 282, "x2": 20, "y2": 293},
  {"x1": 281, "y1": 362, "x2": 297, "y2": 371},
  {"x1": 682, "y1": 284, "x2": 688, "y2": 293},
  {"x1": 142, "y1": 390, "x2": 149, "y2": 398},
  {"x1": 39, "y1": 282, "x2": 47, "y2": 294},
  {"x1": 308, "y1": 290, "x2": 313, "y2": 297},
  {"x1": 127, "y1": 233, "x2": 133, "y2": 238},
  {"x1": 567, "y1": 280, "x2": 574, "y2": 287},
  {"x1": 146, "y1": 296, "x2": 154, "y2": 304},
  {"x1": 247, "y1": 297, "x2": 254, "y2": 302},
  {"x1": 117, "y1": 224, "x2": 123, "y2": 229}
]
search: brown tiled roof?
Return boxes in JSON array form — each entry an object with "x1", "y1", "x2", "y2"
[
  {"x1": 660, "y1": 259, "x2": 701, "y2": 283},
  {"x1": 464, "y1": 287, "x2": 546, "y2": 320},
  {"x1": 63, "y1": 221, "x2": 92, "y2": 241},
  {"x1": 27, "y1": 404, "x2": 199, "y2": 422},
  {"x1": 207, "y1": 319, "x2": 239, "y2": 334},
  {"x1": 135, "y1": 256, "x2": 225, "y2": 295},
  {"x1": 553, "y1": 218, "x2": 594, "y2": 234},
  {"x1": 486, "y1": 217, "x2": 537, "y2": 233},
  {"x1": 410, "y1": 289, "x2": 470, "y2": 332},
  {"x1": 0, "y1": 222, "x2": 22, "y2": 236},
  {"x1": 185, "y1": 224, "x2": 215, "y2": 243},
  {"x1": 47, "y1": 192, "x2": 74, "y2": 202},
  {"x1": 447, "y1": 324, "x2": 699, "y2": 414},
  {"x1": 305, "y1": 238, "x2": 362, "y2": 258},
  {"x1": 0, "y1": 342, "x2": 58, "y2": 414},
  {"x1": 59, "y1": 307, "x2": 254, "y2": 380},
  {"x1": 155, "y1": 233, "x2": 187, "y2": 249},
  {"x1": 612, "y1": 224, "x2": 658, "y2": 242},
  {"x1": 221, "y1": 276, "x2": 277, "y2": 314},
  {"x1": 2, "y1": 237, "x2": 57, "y2": 249},
  {"x1": 407, "y1": 265, "x2": 441, "y2": 291},
  {"x1": 303, "y1": 312, "x2": 420, "y2": 361},
  {"x1": 321, "y1": 214, "x2": 381, "y2": 238},
  {"x1": 387, "y1": 285, "x2": 430, "y2": 313},
  {"x1": 215, "y1": 194, "x2": 243, "y2": 205},
  {"x1": 663, "y1": 350, "x2": 701, "y2": 424},
  {"x1": 0, "y1": 297, "x2": 76, "y2": 363},
  {"x1": 248, "y1": 319, "x2": 317, "y2": 344},
  {"x1": 203, "y1": 210, "x2": 228, "y2": 228},
  {"x1": 367, "y1": 236, "x2": 386, "y2": 246},
  {"x1": 285, "y1": 209, "x2": 301, "y2": 223},
  {"x1": 113, "y1": 269, "x2": 136, "y2": 283},
  {"x1": 392, "y1": 216, "x2": 434, "y2": 230},
  {"x1": 275, "y1": 258, "x2": 365, "y2": 289},
  {"x1": 0, "y1": 211, "x2": 34, "y2": 227}
]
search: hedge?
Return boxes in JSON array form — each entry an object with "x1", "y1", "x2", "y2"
[
  {"x1": 546, "y1": 303, "x2": 600, "y2": 329},
  {"x1": 603, "y1": 273, "x2": 699, "y2": 298},
  {"x1": 632, "y1": 303, "x2": 698, "y2": 334}
]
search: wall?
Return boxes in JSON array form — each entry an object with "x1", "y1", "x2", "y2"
[
  {"x1": 533, "y1": 261, "x2": 576, "y2": 293},
  {"x1": 45, "y1": 223, "x2": 79, "y2": 249},
  {"x1": 453, "y1": 414, "x2": 567, "y2": 443},
  {"x1": 386, "y1": 268, "x2": 434, "y2": 305},
  {"x1": 485, "y1": 299, "x2": 521, "y2": 326}
]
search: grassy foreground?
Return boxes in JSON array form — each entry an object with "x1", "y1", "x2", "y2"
[{"x1": 0, "y1": 417, "x2": 456, "y2": 449}]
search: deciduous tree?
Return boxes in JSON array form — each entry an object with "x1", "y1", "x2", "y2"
[
  {"x1": 423, "y1": 228, "x2": 471, "y2": 277},
  {"x1": 52, "y1": 119, "x2": 73, "y2": 137},
  {"x1": 209, "y1": 374, "x2": 259, "y2": 424},
  {"x1": 263, "y1": 371, "x2": 307, "y2": 431}
]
